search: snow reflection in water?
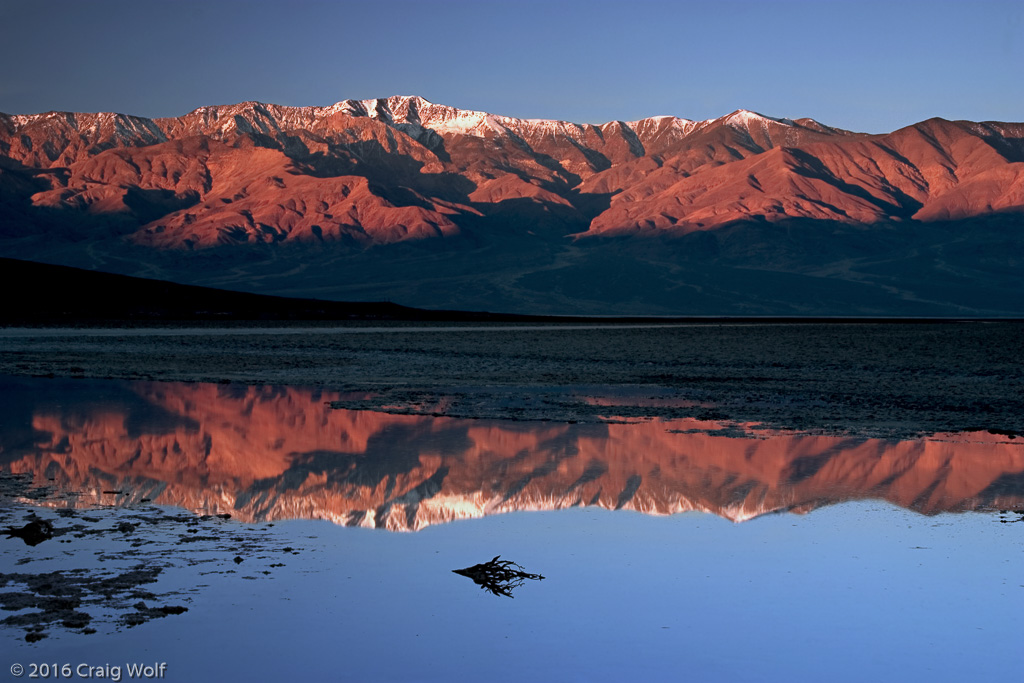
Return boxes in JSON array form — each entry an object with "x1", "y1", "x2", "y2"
[
  {"x1": 2, "y1": 377, "x2": 1022, "y2": 526},
  {"x1": 2, "y1": 377, "x2": 1022, "y2": 682}
]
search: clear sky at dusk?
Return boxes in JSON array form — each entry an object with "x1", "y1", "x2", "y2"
[{"x1": 1, "y1": 0, "x2": 1021, "y2": 133}]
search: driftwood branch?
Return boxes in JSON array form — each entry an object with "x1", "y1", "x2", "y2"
[{"x1": 452, "y1": 555, "x2": 545, "y2": 598}]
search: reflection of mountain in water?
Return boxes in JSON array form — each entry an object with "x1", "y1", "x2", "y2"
[{"x1": 2, "y1": 379, "x2": 1023, "y2": 529}]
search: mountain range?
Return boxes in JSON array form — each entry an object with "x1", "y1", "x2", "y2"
[{"x1": 2, "y1": 95, "x2": 1023, "y2": 315}]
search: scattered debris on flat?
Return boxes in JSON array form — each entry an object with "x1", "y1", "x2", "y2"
[{"x1": 453, "y1": 556, "x2": 545, "y2": 598}]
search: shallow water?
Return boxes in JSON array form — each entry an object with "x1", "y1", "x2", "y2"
[
  {"x1": 1, "y1": 376, "x2": 1022, "y2": 681},
  {"x1": 7, "y1": 503, "x2": 1022, "y2": 683}
]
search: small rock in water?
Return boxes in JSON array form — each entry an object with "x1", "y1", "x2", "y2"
[{"x1": 5, "y1": 519, "x2": 55, "y2": 546}]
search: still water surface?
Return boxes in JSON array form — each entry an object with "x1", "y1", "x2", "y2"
[{"x1": 1, "y1": 377, "x2": 1021, "y2": 682}]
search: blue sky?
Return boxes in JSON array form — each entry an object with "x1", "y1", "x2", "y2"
[{"x1": 2, "y1": 0, "x2": 1021, "y2": 133}]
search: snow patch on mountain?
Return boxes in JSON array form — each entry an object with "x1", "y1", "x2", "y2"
[
  {"x1": 7, "y1": 96, "x2": 820, "y2": 151},
  {"x1": 336, "y1": 95, "x2": 601, "y2": 146},
  {"x1": 724, "y1": 109, "x2": 796, "y2": 129}
]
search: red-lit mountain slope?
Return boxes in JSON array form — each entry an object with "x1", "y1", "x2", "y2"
[{"x1": 2, "y1": 97, "x2": 1022, "y2": 315}]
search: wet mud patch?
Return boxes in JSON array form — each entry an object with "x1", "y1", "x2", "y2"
[
  {"x1": 0, "y1": 566, "x2": 176, "y2": 641},
  {"x1": 0, "y1": 474, "x2": 305, "y2": 643},
  {"x1": 997, "y1": 510, "x2": 1024, "y2": 523},
  {"x1": 328, "y1": 385, "x2": 725, "y2": 425}
]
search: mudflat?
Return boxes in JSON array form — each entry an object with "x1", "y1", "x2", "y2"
[{"x1": 1, "y1": 321, "x2": 1021, "y2": 438}]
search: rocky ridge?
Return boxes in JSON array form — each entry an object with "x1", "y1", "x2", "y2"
[
  {"x1": 5, "y1": 95, "x2": 1023, "y2": 246},
  {"x1": 2, "y1": 96, "x2": 1023, "y2": 314}
]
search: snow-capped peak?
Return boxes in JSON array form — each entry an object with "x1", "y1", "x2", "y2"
[
  {"x1": 333, "y1": 96, "x2": 599, "y2": 142},
  {"x1": 625, "y1": 115, "x2": 699, "y2": 136},
  {"x1": 628, "y1": 114, "x2": 695, "y2": 125},
  {"x1": 723, "y1": 109, "x2": 796, "y2": 129},
  {"x1": 4, "y1": 96, "x2": 840, "y2": 156}
]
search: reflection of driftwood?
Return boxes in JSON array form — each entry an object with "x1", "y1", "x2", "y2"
[{"x1": 452, "y1": 556, "x2": 545, "y2": 598}]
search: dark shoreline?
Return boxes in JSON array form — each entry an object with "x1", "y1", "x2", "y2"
[{"x1": 5, "y1": 257, "x2": 1023, "y2": 326}]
